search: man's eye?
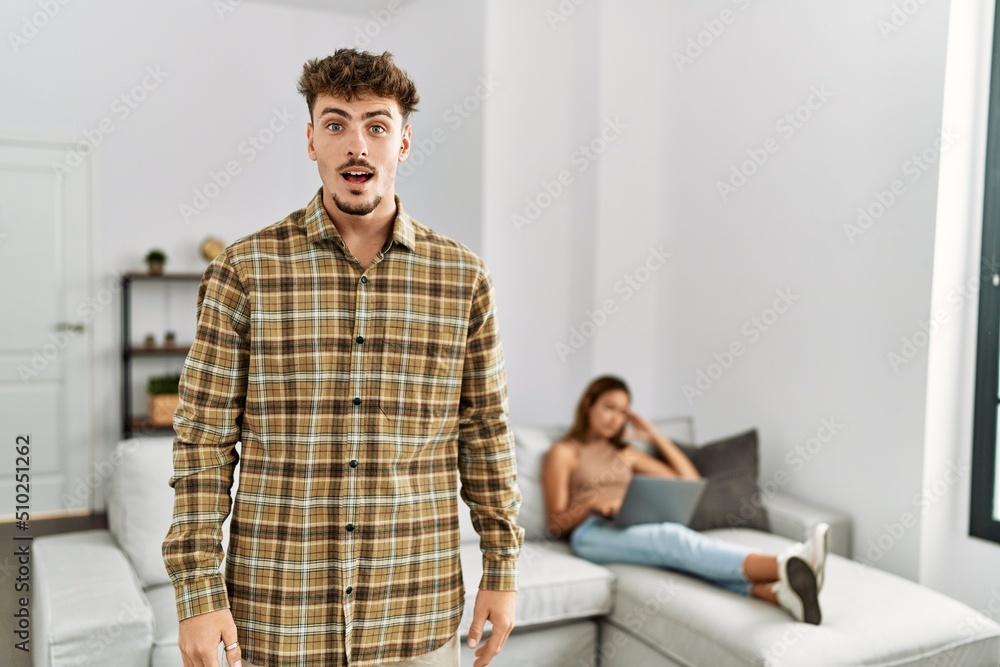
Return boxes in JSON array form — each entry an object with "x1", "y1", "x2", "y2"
[
  {"x1": 326, "y1": 123, "x2": 342, "y2": 131},
  {"x1": 370, "y1": 126, "x2": 385, "y2": 134}
]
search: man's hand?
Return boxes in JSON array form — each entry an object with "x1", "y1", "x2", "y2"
[
  {"x1": 467, "y1": 589, "x2": 516, "y2": 667},
  {"x1": 178, "y1": 607, "x2": 241, "y2": 667}
]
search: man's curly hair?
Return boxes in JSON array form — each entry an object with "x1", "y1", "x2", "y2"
[{"x1": 298, "y1": 48, "x2": 420, "y2": 123}]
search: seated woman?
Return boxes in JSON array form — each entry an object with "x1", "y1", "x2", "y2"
[{"x1": 541, "y1": 375, "x2": 830, "y2": 624}]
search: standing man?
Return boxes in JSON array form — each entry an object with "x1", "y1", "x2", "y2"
[{"x1": 162, "y1": 49, "x2": 523, "y2": 667}]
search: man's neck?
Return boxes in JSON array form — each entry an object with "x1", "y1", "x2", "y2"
[{"x1": 322, "y1": 191, "x2": 398, "y2": 269}]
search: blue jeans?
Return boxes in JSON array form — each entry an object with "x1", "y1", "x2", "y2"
[{"x1": 570, "y1": 515, "x2": 753, "y2": 595}]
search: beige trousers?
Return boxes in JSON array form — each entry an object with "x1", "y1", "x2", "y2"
[{"x1": 242, "y1": 633, "x2": 460, "y2": 667}]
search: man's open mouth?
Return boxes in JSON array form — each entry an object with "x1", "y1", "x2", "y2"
[{"x1": 342, "y1": 170, "x2": 374, "y2": 184}]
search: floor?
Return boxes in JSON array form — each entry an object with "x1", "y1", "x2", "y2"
[{"x1": 0, "y1": 514, "x2": 108, "y2": 667}]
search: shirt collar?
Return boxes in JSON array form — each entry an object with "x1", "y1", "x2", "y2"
[{"x1": 302, "y1": 188, "x2": 415, "y2": 253}]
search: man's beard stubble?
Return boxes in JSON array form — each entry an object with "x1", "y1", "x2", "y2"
[{"x1": 333, "y1": 192, "x2": 382, "y2": 216}]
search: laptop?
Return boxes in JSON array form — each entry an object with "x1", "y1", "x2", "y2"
[{"x1": 610, "y1": 475, "x2": 708, "y2": 528}]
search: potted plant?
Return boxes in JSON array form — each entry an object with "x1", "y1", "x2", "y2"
[
  {"x1": 144, "y1": 249, "x2": 167, "y2": 275},
  {"x1": 164, "y1": 330, "x2": 176, "y2": 347},
  {"x1": 143, "y1": 333, "x2": 156, "y2": 348},
  {"x1": 147, "y1": 373, "x2": 181, "y2": 427}
]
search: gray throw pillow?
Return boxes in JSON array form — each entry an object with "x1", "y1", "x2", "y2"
[{"x1": 674, "y1": 429, "x2": 770, "y2": 532}]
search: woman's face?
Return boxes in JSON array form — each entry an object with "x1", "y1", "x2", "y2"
[{"x1": 586, "y1": 389, "x2": 630, "y2": 440}]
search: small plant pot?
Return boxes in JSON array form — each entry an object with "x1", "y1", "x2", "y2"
[
  {"x1": 147, "y1": 260, "x2": 165, "y2": 276},
  {"x1": 164, "y1": 333, "x2": 177, "y2": 347},
  {"x1": 148, "y1": 394, "x2": 179, "y2": 427},
  {"x1": 143, "y1": 334, "x2": 156, "y2": 348}
]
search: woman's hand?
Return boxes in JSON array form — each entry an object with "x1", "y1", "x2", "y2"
[
  {"x1": 590, "y1": 495, "x2": 623, "y2": 518},
  {"x1": 624, "y1": 409, "x2": 658, "y2": 442},
  {"x1": 624, "y1": 410, "x2": 703, "y2": 481}
]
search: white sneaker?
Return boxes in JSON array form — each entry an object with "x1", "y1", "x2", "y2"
[
  {"x1": 783, "y1": 523, "x2": 830, "y2": 591},
  {"x1": 773, "y1": 555, "x2": 821, "y2": 625}
]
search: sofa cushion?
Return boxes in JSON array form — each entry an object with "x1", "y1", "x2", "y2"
[
  {"x1": 108, "y1": 437, "x2": 177, "y2": 588},
  {"x1": 604, "y1": 528, "x2": 1000, "y2": 666},
  {"x1": 459, "y1": 540, "x2": 614, "y2": 633},
  {"x1": 147, "y1": 583, "x2": 183, "y2": 667},
  {"x1": 459, "y1": 426, "x2": 563, "y2": 544},
  {"x1": 32, "y1": 530, "x2": 155, "y2": 667},
  {"x1": 677, "y1": 429, "x2": 770, "y2": 532},
  {"x1": 460, "y1": 620, "x2": 599, "y2": 667},
  {"x1": 511, "y1": 426, "x2": 565, "y2": 541},
  {"x1": 109, "y1": 437, "x2": 236, "y2": 589}
]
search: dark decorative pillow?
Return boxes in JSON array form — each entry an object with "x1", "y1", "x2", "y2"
[{"x1": 673, "y1": 429, "x2": 770, "y2": 532}]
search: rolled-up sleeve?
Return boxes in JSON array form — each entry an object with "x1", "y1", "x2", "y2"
[
  {"x1": 162, "y1": 249, "x2": 250, "y2": 620},
  {"x1": 457, "y1": 265, "x2": 525, "y2": 591}
]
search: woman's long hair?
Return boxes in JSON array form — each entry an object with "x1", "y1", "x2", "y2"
[{"x1": 564, "y1": 375, "x2": 631, "y2": 448}]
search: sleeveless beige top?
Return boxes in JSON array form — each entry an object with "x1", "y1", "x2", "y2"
[{"x1": 567, "y1": 439, "x2": 633, "y2": 508}]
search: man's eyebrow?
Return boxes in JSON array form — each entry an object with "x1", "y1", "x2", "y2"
[
  {"x1": 362, "y1": 108, "x2": 393, "y2": 120},
  {"x1": 318, "y1": 107, "x2": 350, "y2": 119},
  {"x1": 316, "y1": 107, "x2": 393, "y2": 121}
]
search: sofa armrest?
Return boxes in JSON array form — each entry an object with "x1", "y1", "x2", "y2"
[
  {"x1": 764, "y1": 493, "x2": 852, "y2": 557},
  {"x1": 32, "y1": 529, "x2": 154, "y2": 667}
]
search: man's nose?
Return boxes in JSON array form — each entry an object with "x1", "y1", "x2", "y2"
[{"x1": 346, "y1": 130, "x2": 369, "y2": 157}]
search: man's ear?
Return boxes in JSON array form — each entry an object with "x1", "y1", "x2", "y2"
[
  {"x1": 306, "y1": 122, "x2": 317, "y2": 161},
  {"x1": 399, "y1": 124, "x2": 412, "y2": 162}
]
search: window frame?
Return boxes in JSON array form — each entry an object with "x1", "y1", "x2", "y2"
[{"x1": 970, "y1": 4, "x2": 1000, "y2": 544}]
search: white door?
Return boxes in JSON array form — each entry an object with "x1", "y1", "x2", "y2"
[{"x1": 0, "y1": 141, "x2": 92, "y2": 518}]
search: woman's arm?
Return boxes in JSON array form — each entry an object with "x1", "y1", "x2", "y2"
[
  {"x1": 623, "y1": 445, "x2": 683, "y2": 478},
  {"x1": 626, "y1": 410, "x2": 702, "y2": 480},
  {"x1": 541, "y1": 442, "x2": 616, "y2": 538}
]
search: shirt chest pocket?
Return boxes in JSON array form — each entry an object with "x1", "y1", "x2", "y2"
[{"x1": 377, "y1": 319, "x2": 465, "y2": 423}]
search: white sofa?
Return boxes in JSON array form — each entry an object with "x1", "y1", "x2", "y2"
[{"x1": 32, "y1": 417, "x2": 1000, "y2": 666}]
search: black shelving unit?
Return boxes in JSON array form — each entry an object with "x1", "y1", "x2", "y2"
[{"x1": 121, "y1": 271, "x2": 202, "y2": 438}]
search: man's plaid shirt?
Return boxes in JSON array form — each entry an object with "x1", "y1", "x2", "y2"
[{"x1": 162, "y1": 189, "x2": 524, "y2": 667}]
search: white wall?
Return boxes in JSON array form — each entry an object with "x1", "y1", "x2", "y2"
[
  {"x1": 482, "y1": 0, "x2": 604, "y2": 422},
  {"x1": 657, "y1": 1, "x2": 951, "y2": 582},
  {"x1": 589, "y1": 2, "x2": 671, "y2": 408},
  {"x1": 1, "y1": 0, "x2": 486, "y2": 509},
  {"x1": 483, "y1": 0, "x2": 951, "y2": 583}
]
